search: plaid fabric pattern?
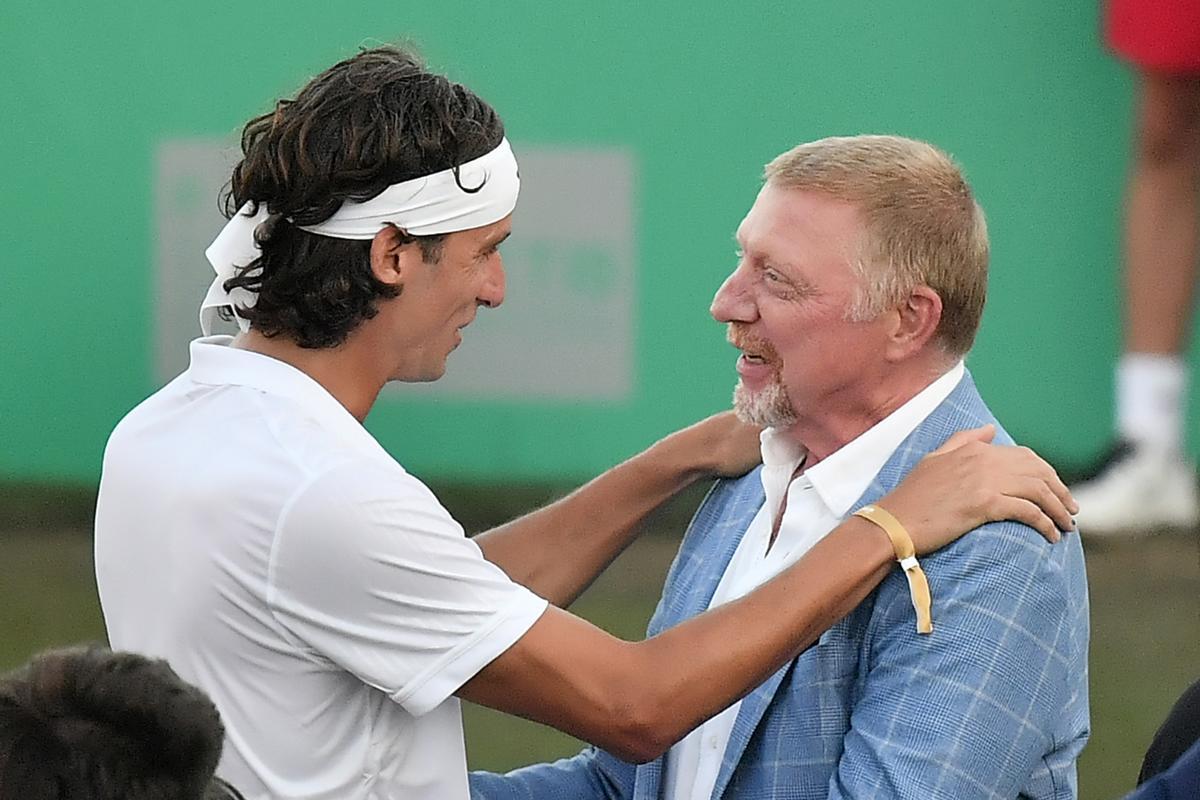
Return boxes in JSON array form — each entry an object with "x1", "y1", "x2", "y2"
[{"x1": 471, "y1": 371, "x2": 1090, "y2": 800}]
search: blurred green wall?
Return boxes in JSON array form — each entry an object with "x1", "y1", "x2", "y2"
[{"x1": 2, "y1": 1, "x2": 1141, "y2": 484}]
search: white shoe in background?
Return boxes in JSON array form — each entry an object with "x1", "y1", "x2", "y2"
[{"x1": 1071, "y1": 442, "x2": 1200, "y2": 537}]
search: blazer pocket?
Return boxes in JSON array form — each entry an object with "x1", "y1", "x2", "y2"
[{"x1": 806, "y1": 620, "x2": 860, "y2": 684}]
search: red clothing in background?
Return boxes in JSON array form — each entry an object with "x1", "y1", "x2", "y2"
[{"x1": 1107, "y1": 0, "x2": 1200, "y2": 72}]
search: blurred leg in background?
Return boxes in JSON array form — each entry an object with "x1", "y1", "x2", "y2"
[{"x1": 1074, "y1": 0, "x2": 1200, "y2": 536}]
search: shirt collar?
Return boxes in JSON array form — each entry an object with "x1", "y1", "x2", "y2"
[
  {"x1": 185, "y1": 335, "x2": 394, "y2": 464},
  {"x1": 760, "y1": 361, "x2": 965, "y2": 518}
]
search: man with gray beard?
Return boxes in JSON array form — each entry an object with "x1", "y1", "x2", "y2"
[{"x1": 472, "y1": 135, "x2": 1090, "y2": 800}]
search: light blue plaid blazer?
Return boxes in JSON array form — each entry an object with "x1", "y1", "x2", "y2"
[{"x1": 471, "y1": 371, "x2": 1090, "y2": 799}]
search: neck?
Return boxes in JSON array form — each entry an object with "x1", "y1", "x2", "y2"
[
  {"x1": 232, "y1": 329, "x2": 388, "y2": 422},
  {"x1": 780, "y1": 359, "x2": 951, "y2": 465}
]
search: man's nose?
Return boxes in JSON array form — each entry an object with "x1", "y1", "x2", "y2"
[
  {"x1": 480, "y1": 257, "x2": 506, "y2": 309},
  {"x1": 710, "y1": 267, "x2": 755, "y2": 323}
]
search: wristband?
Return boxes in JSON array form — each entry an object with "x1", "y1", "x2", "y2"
[{"x1": 853, "y1": 504, "x2": 933, "y2": 634}]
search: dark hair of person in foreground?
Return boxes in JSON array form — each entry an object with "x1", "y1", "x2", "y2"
[{"x1": 0, "y1": 645, "x2": 244, "y2": 800}]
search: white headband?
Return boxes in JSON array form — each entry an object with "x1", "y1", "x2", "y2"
[{"x1": 200, "y1": 137, "x2": 520, "y2": 334}]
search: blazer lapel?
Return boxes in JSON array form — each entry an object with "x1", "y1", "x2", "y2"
[
  {"x1": 635, "y1": 472, "x2": 765, "y2": 800},
  {"x1": 709, "y1": 658, "x2": 795, "y2": 799},
  {"x1": 650, "y1": 471, "x2": 766, "y2": 634}
]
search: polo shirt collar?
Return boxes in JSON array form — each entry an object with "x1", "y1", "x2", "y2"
[{"x1": 186, "y1": 335, "x2": 395, "y2": 464}]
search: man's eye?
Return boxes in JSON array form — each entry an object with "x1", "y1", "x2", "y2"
[{"x1": 763, "y1": 267, "x2": 785, "y2": 283}]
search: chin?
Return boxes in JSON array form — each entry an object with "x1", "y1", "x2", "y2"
[
  {"x1": 733, "y1": 380, "x2": 798, "y2": 428},
  {"x1": 417, "y1": 368, "x2": 447, "y2": 383},
  {"x1": 391, "y1": 364, "x2": 448, "y2": 383}
]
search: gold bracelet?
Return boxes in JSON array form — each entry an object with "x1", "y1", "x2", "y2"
[{"x1": 853, "y1": 504, "x2": 933, "y2": 634}]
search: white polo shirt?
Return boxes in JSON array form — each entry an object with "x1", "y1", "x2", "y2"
[
  {"x1": 664, "y1": 362, "x2": 965, "y2": 800},
  {"x1": 94, "y1": 336, "x2": 548, "y2": 800}
]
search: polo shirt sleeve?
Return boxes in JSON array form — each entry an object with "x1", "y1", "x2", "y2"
[{"x1": 265, "y1": 460, "x2": 548, "y2": 717}]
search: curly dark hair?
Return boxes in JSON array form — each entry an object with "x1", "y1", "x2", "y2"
[
  {"x1": 220, "y1": 45, "x2": 506, "y2": 348},
  {"x1": 0, "y1": 645, "x2": 243, "y2": 800}
]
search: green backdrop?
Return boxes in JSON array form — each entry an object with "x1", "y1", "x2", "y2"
[{"x1": 2, "y1": 1, "x2": 1143, "y2": 485}]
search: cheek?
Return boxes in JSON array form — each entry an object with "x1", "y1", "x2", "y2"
[{"x1": 774, "y1": 320, "x2": 871, "y2": 376}]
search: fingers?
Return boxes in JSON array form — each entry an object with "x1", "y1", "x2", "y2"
[
  {"x1": 693, "y1": 410, "x2": 764, "y2": 478},
  {"x1": 946, "y1": 438, "x2": 1080, "y2": 526},
  {"x1": 1007, "y1": 476, "x2": 1074, "y2": 535},
  {"x1": 995, "y1": 445, "x2": 1079, "y2": 521},
  {"x1": 931, "y1": 424, "x2": 995, "y2": 456},
  {"x1": 989, "y1": 496, "x2": 1061, "y2": 544},
  {"x1": 914, "y1": 434, "x2": 1077, "y2": 542},
  {"x1": 880, "y1": 429, "x2": 1078, "y2": 551},
  {"x1": 1014, "y1": 446, "x2": 1079, "y2": 516}
]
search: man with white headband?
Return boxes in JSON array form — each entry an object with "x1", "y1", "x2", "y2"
[
  {"x1": 199, "y1": 136, "x2": 522, "y2": 338},
  {"x1": 94, "y1": 48, "x2": 1077, "y2": 800}
]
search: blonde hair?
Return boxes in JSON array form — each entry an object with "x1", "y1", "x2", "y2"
[{"x1": 764, "y1": 135, "x2": 989, "y2": 358}]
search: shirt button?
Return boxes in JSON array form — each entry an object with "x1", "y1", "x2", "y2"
[{"x1": 709, "y1": 736, "x2": 719, "y2": 749}]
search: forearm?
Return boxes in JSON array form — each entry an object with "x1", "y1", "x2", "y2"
[
  {"x1": 474, "y1": 434, "x2": 710, "y2": 607},
  {"x1": 462, "y1": 516, "x2": 892, "y2": 763}
]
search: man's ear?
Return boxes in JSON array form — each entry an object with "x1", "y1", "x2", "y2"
[
  {"x1": 885, "y1": 285, "x2": 943, "y2": 361},
  {"x1": 369, "y1": 224, "x2": 419, "y2": 287}
]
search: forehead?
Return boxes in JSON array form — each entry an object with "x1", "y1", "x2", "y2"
[{"x1": 735, "y1": 185, "x2": 864, "y2": 266}]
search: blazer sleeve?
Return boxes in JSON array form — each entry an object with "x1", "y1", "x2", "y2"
[
  {"x1": 469, "y1": 748, "x2": 635, "y2": 800},
  {"x1": 828, "y1": 520, "x2": 1090, "y2": 800}
]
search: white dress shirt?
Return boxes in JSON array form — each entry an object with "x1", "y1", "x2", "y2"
[
  {"x1": 663, "y1": 362, "x2": 965, "y2": 800},
  {"x1": 95, "y1": 336, "x2": 548, "y2": 800}
]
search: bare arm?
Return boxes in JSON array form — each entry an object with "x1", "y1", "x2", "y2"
[
  {"x1": 459, "y1": 428, "x2": 1079, "y2": 764},
  {"x1": 474, "y1": 412, "x2": 761, "y2": 607},
  {"x1": 462, "y1": 515, "x2": 891, "y2": 763}
]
